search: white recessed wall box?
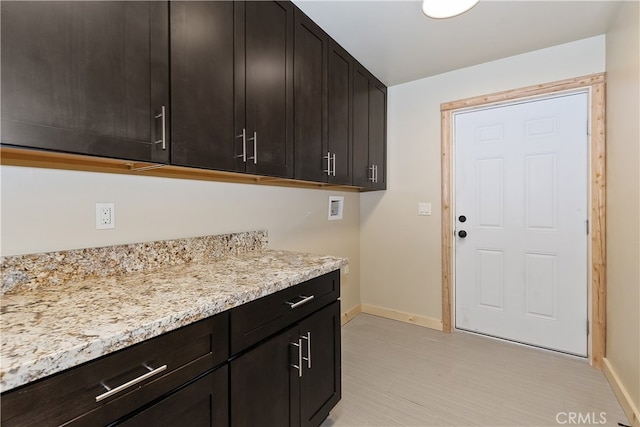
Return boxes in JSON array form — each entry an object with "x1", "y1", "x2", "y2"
[{"x1": 328, "y1": 196, "x2": 344, "y2": 220}]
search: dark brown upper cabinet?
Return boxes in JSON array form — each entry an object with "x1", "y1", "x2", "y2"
[
  {"x1": 327, "y1": 40, "x2": 355, "y2": 186},
  {"x1": 0, "y1": 1, "x2": 170, "y2": 164},
  {"x1": 1, "y1": 0, "x2": 386, "y2": 190},
  {"x1": 352, "y1": 62, "x2": 387, "y2": 190},
  {"x1": 293, "y1": 9, "x2": 328, "y2": 183},
  {"x1": 170, "y1": 1, "x2": 237, "y2": 172},
  {"x1": 235, "y1": 1, "x2": 295, "y2": 178},
  {"x1": 171, "y1": 1, "x2": 294, "y2": 178},
  {"x1": 293, "y1": 13, "x2": 354, "y2": 187}
]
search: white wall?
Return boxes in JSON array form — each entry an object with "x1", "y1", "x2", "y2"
[
  {"x1": 360, "y1": 35, "x2": 606, "y2": 326},
  {"x1": 605, "y1": 0, "x2": 640, "y2": 418},
  {"x1": 0, "y1": 167, "x2": 361, "y2": 313}
]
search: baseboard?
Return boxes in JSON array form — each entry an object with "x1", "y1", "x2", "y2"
[
  {"x1": 341, "y1": 304, "x2": 361, "y2": 326},
  {"x1": 602, "y1": 357, "x2": 640, "y2": 427},
  {"x1": 361, "y1": 304, "x2": 443, "y2": 331}
]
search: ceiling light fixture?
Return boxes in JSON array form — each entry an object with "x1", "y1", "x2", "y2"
[{"x1": 422, "y1": 0, "x2": 479, "y2": 19}]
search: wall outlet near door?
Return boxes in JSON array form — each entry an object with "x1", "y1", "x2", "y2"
[{"x1": 96, "y1": 203, "x2": 115, "y2": 229}]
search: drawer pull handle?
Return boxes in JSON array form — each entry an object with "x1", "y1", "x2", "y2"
[
  {"x1": 290, "y1": 339, "x2": 303, "y2": 378},
  {"x1": 154, "y1": 106, "x2": 166, "y2": 150},
  {"x1": 235, "y1": 128, "x2": 247, "y2": 162},
  {"x1": 95, "y1": 364, "x2": 167, "y2": 403},
  {"x1": 286, "y1": 295, "x2": 315, "y2": 309},
  {"x1": 301, "y1": 332, "x2": 311, "y2": 369}
]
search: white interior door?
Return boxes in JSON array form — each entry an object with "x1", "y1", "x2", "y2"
[{"x1": 454, "y1": 92, "x2": 588, "y2": 356}]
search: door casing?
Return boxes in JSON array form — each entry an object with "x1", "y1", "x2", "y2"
[{"x1": 440, "y1": 73, "x2": 606, "y2": 368}]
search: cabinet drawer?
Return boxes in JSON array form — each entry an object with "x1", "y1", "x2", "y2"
[
  {"x1": 1, "y1": 312, "x2": 229, "y2": 427},
  {"x1": 230, "y1": 270, "x2": 339, "y2": 355}
]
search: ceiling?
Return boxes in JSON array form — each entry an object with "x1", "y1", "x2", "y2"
[{"x1": 292, "y1": 1, "x2": 622, "y2": 86}]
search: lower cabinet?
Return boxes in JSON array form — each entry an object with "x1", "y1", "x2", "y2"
[
  {"x1": 118, "y1": 366, "x2": 228, "y2": 427},
  {"x1": 299, "y1": 301, "x2": 341, "y2": 426},
  {"x1": 230, "y1": 301, "x2": 341, "y2": 427},
  {"x1": 1, "y1": 271, "x2": 341, "y2": 427},
  {"x1": 0, "y1": 313, "x2": 229, "y2": 427}
]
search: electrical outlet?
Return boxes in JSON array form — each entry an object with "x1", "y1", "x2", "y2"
[{"x1": 96, "y1": 203, "x2": 115, "y2": 229}]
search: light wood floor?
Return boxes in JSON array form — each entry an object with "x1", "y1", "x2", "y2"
[{"x1": 322, "y1": 314, "x2": 628, "y2": 427}]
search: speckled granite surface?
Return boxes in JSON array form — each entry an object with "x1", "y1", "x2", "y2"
[
  {"x1": 1, "y1": 249, "x2": 347, "y2": 392},
  {"x1": 1, "y1": 230, "x2": 267, "y2": 294}
]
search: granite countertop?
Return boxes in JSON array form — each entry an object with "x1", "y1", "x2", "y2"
[{"x1": 0, "y1": 249, "x2": 347, "y2": 393}]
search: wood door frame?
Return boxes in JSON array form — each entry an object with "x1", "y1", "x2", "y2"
[{"x1": 440, "y1": 73, "x2": 606, "y2": 368}]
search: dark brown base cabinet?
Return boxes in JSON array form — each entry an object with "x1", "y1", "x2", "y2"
[
  {"x1": 0, "y1": 270, "x2": 341, "y2": 427},
  {"x1": 230, "y1": 302, "x2": 341, "y2": 427},
  {"x1": 118, "y1": 367, "x2": 229, "y2": 427}
]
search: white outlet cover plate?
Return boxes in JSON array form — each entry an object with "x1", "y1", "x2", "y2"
[{"x1": 96, "y1": 203, "x2": 115, "y2": 229}]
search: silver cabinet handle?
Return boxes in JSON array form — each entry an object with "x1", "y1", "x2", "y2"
[
  {"x1": 286, "y1": 295, "x2": 315, "y2": 309},
  {"x1": 324, "y1": 152, "x2": 331, "y2": 175},
  {"x1": 248, "y1": 131, "x2": 257, "y2": 164},
  {"x1": 369, "y1": 165, "x2": 375, "y2": 182},
  {"x1": 235, "y1": 129, "x2": 247, "y2": 162},
  {"x1": 154, "y1": 106, "x2": 166, "y2": 150},
  {"x1": 374, "y1": 164, "x2": 378, "y2": 183},
  {"x1": 95, "y1": 364, "x2": 167, "y2": 403},
  {"x1": 301, "y1": 332, "x2": 311, "y2": 369},
  {"x1": 331, "y1": 153, "x2": 336, "y2": 176},
  {"x1": 290, "y1": 339, "x2": 303, "y2": 378}
]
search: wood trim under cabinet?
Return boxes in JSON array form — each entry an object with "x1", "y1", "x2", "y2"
[
  {"x1": 440, "y1": 73, "x2": 606, "y2": 368},
  {"x1": 0, "y1": 147, "x2": 362, "y2": 192}
]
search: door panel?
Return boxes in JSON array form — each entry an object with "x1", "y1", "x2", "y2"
[
  {"x1": 351, "y1": 67, "x2": 370, "y2": 187},
  {"x1": 230, "y1": 327, "x2": 297, "y2": 427},
  {"x1": 244, "y1": 0, "x2": 293, "y2": 178},
  {"x1": 118, "y1": 367, "x2": 228, "y2": 427},
  {"x1": 369, "y1": 82, "x2": 386, "y2": 189},
  {"x1": 300, "y1": 301, "x2": 341, "y2": 427},
  {"x1": 0, "y1": 1, "x2": 168, "y2": 163},
  {"x1": 455, "y1": 92, "x2": 588, "y2": 356},
  {"x1": 327, "y1": 41, "x2": 352, "y2": 185},
  {"x1": 293, "y1": 10, "x2": 327, "y2": 183},
  {"x1": 170, "y1": 1, "x2": 237, "y2": 171}
]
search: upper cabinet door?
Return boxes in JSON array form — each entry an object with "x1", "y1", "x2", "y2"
[
  {"x1": 369, "y1": 80, "x2": 387, "y2": 190},
  {"x1": 170, "y1": 1, "x2": 239, "y2": 172},
  {"x1": 239, "y1": 1, "x2": 294, "y2": 178},
  {"x1": 351, "y1": 62, "x2": 387, "y2": 190},
  {"x1": 352, "y1": 64, "x2": 371, "y2": 188},
  {"x1": 0, "y1": 1, "x2": 169, "y2": 163},
  {"x1": 327, "y1": 40, "x2": 353, "y2": 186},
  {"x1": 293, "y1": 9, "x2": 327, "y2": 183}
]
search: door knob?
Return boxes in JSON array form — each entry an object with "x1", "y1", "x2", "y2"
[{"x1": 458, "y1": 230, "x2": 467, "y2": 238}]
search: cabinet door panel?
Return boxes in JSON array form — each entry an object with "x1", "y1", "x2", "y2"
[
  {"x1": 118, "y1": 366, "x2": 228, "y2": 427},
  {"x1": 369, "y1": 82, "x2": 387, "y2": 190},
  {"x1": 352, "y1": 65, "x2": 371, "y2": 188},
  {"x1": 293, "y1": 10, "x2": 327, "y2": 183},
  {"x1": 170, "y1": 1, "x2": 238, "y2": 172},
  {"x1": 300, "y1": 301, "x2": 341, "y2": 427},
  {"x1": 0, "y1": 1, "x2": 168, "y2": 163},
  {"x1": 230, "y1": 327, "x2": 299, "y2": 427},
  {"x1": 244, "y1": 0, "x2": 293, "y2": 178},
  {"x1": 327, "y1": 41, "x2": 352, "y2": 186}
]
